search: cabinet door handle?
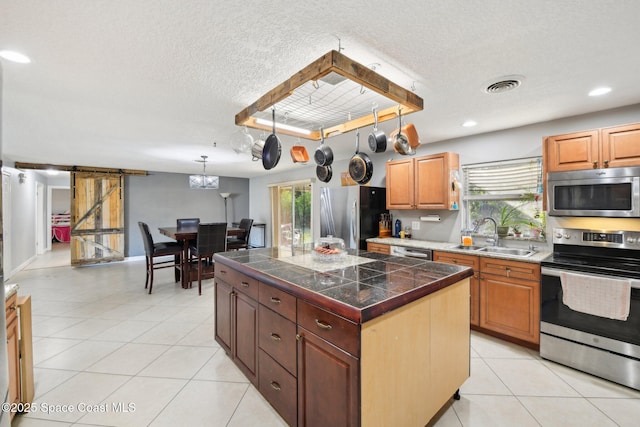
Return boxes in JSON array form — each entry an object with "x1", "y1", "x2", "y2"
[
  {"x1": 270, "y1": 381, "x2": 281, "y2": 391},
  {"x1": 315, "y1": 319, "x2": 333, "y2": 330},
  {"x1": 270, "y1": 333, "x2": 281, "y2": 341},
  {"x1": 219, "y1": 269, "x2": 227, "y2": 275},
  {"x1": 296, "y1": 333, "x2": 302, "y2": 341},
  {"x1": 505, "y1": 267, "x2": 511, "y2": 277},
  {"x1": 604, "y1": 160, "x2": 609, "y2": 168},
  {"x1": 593, "y1": 161, "x2": 598, "y2": 169},
  {"x1": 270, "y1": 297, "x2": 281, "y2": 304},
  {"x1": 9, "y1": 304, "x2": 16, "y2": 311},
  {"x1": 241, "y1": 282, "x2": 249, "y2": 287}
]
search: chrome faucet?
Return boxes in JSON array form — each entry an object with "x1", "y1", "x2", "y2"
[{"x1": 473, "y1": 217, "x2": 499, "y2": 246}]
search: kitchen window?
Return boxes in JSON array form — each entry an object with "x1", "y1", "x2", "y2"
[{"x1": 462, "y1": 157, "x2": 544, "y2": 239}]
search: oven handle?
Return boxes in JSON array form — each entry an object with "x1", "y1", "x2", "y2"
[{"x1": 541, "y1": 267, "x2": 640, "y2": 289}]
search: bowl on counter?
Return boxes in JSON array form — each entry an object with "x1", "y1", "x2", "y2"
[{"x1": 312, "y1": 236, "x2": 347, "y2": 261}]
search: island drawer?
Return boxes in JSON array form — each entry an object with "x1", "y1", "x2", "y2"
[
  {"x1": 297, "y1": 300, "x2": 360, "y2": 357},
  {"x1": 258, "y1": 349, "x2": 297, "y2": 427},
  {"x1": 215, "y1": 266, "x2": 259, "y2": 300},
  {"x1": 259, "y1": 283, "x2": 296, "y2": 322},
  {"x1": 480, "y1": 258, "x2": 540, "y2": 281},
  {"x1": 258, "y1": 304, "x2": 297, "y2": 375}
]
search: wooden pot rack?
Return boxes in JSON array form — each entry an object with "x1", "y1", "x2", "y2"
[{"x1": 235, "y1": 50, "x2": 423, "y2": 141}]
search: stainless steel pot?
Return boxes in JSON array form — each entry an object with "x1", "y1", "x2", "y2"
[{"x1": 368, "y1": 108, "x2": 387, "y2": 153}]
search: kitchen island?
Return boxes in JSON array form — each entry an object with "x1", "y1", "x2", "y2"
[{"x1": 213, "y1": 247, "x2": 473, "y2": 427}]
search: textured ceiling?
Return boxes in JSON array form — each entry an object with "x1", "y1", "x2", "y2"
[{"x1": 1, "y1": 0, "x2": 640, "y2": 178}]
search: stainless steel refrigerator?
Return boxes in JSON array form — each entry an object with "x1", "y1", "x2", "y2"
[{"x1": 319, "y1": 186, "x2": 388, "y2": 250}]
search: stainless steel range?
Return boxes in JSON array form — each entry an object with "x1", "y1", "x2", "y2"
[{"x1": 540, "y1": 228, "x2": 640, "y2": 390}]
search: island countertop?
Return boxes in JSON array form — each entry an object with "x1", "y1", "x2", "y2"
[{"x1": 214, "y1": 247, "x2": 473, "y2": 323}]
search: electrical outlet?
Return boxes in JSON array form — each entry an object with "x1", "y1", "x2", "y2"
[{"x1": 412, "y1": 221, "x2": 420, "y2": 230}]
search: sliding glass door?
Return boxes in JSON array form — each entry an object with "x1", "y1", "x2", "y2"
[{"x1": 271, "y1": 180, "x2": 312, "y2": 251}]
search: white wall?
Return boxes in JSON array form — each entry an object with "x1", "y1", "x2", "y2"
[
  {"x1": 249, "y1": 103, "x2": 640, "y2": 247},
  {"x1": 51, "y1": 188, "x2": 70, "y2": 213}
]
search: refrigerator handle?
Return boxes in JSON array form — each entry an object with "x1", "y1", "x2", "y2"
[{"x1": 351, "y1": 200, "x2": 357, "y2": 244}]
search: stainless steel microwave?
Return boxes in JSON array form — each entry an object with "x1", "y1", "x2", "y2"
[{"x1": 547, "y1": 167, "x2": 640, "y2": 217}]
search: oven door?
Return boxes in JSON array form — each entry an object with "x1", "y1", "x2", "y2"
[
  {"x1": 547, "y1": 171, "x2": 640, "y2": 217},
  {"x1": 541, "y1": 266, "x2": 640, "y2": 357}
]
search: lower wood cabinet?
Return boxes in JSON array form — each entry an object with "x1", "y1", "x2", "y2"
[
  {"x1": 479, "y1": 257, "x2": 540, "y2": 344},
  {"x1": 215, "y1": 263, "x2": 470, "y2": 426},
  {"x1": 214, "y1": 269, "x2": 258, "y2": 386},
  {"x1": 366, "y1": 242, "x2": 390, "y2": 255},
  {"x1": 297, "y1": 327, "x2": 359, "y2": 427},
  {"x1": 6, "y1": 293, "x2": 20, "y2": 416},
  {"x1": 433, "y1": 251, "x2": 541, "y2": 345}
]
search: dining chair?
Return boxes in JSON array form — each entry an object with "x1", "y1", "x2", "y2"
[
  {"x1": 188, "y1": 222, "x2": 228, "y2": 295},
  {"x1": 227, "y1": 218, "x2": 254, "y2": 250},
  {"x1": 138, "y1": 221, "x2": 183, "y2": 294}
]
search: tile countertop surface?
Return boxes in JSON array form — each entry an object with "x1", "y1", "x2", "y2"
[
  {"x1": 367, "y1": 237, "x2": 552, "y2": 263},
  {"x1": 4, "y1": 283, "x2": 18, "y2": 302},
  {"x1": 214, "y1": 247, "x2": 473, "y2": 324}
]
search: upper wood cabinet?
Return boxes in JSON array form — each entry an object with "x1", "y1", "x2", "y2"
[
  {"x1": 386, "y1": 152, "x2": 460, "y2": 210},
  {"x1": 545, "y1": 123, "x2": 640, "y2": 172}
]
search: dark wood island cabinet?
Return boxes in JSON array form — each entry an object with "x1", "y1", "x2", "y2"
[{"x1": 214, "y1": 248, "x2": 473, "y2": 427}]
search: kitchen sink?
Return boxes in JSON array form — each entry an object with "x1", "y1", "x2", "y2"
[
  {"x1": 448, "y1": 244, "x2": 535, "y2": 257},
  {"x1": 477, "y1": 247, "x2": 535, "y2": 257},
  {"x1": 450, "y1": 244, "x2": 486, "y2": 251}
]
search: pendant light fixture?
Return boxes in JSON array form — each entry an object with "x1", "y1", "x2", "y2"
[{"x1": 189, "y1": 155, "x2": 219, "y2": 189}]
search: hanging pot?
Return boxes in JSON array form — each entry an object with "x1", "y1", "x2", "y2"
[
  {"x1": 391, "y1": 108, "x2": 415, "y2": 155},
  {"x1": 368, "y1": 108, "x2": 387, "y2": 153},
  {"x1": 349, "y1": 129, "x2": 374, "y2": 185},
  {"x1": 390, "y1": 123, "x2": 420, "y2": 150},
  {"x1": 314, "y1": 128, "x2": 333, "y2": 166},
  {"x1": 316, "y1": 165, "x2": 332, "y2": 183},
  {"x1": 251, "y1": 138, "x2": 265, "y2": 161},
  {"x1": 262, "y1": 109, "x2": 282, "y2": 170}
]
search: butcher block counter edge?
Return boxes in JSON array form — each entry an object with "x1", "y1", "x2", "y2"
[{"x1": 213, "y1": 250, "x2": 472, "y2": 324}]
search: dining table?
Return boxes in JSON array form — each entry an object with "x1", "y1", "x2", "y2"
[{"x1": 158, "y1": 224, "x2": 244, "y2": 288}]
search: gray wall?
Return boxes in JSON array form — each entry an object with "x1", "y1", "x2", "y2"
[
  {"x1": 249, "y1": 103, "x2": 640, "y2": 248},
  {"x1": 126, "y1": 172, "x2": 250, "y2": 256}
]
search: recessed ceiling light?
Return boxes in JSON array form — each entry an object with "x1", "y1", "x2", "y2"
[
  {"x1": 462, "y1": 120, "x2": 477, "y2": 127},
  {"x1": 0, "y1": 50, "x2": 31, "y2": 64},
  {"x1": 588, "y1": 87, "x2": 611, "y2": 97}
]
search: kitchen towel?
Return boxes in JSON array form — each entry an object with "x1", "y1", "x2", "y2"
[{"x1": 560, "y1": 272, "x2": 631, "y2": 321}]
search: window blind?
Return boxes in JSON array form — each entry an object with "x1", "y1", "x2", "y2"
[{"x1": 462, "y1": 157, "x2": 542, "y2": 200}]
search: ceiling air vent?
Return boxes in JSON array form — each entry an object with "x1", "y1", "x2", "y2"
[{"x1": 483, "y1": 75, "x2": 525, "y2": 94}]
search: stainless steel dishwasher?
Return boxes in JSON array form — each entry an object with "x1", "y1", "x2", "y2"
[{"x1": 389, "y1": 245, "x2": 433, "y2": 260}]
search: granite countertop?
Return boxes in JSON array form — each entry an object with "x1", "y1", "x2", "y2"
[
  {"x1": 366, "y1": 237, "x2": 552, "y2": 263},
  {"x1": 214, "y1": 248, "x2": 473, "y2": 324},
  {"x1": 4, "y1": 283, "x2": 19, "y2": 301}
]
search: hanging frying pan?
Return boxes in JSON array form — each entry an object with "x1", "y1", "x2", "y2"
[
  {"x1": 262, "y1": 109, "x2": 282, "y2": 170},
  {"x1": 349, "y1": 129, "x2": 374, "y2": 185},
  {"x1": 314, "y1": 128, "x2": 333, "y2": 166},
  {"x1": 368, "y1": 108, "x2": 387, "y2": 153},
  {"x1": 316, "y1": 165, "x2": 332, "y2": 183}
]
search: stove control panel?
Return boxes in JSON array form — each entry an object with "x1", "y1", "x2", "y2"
[{"x1": 553, "y1": 228, "x2": 640, "y2": 249}]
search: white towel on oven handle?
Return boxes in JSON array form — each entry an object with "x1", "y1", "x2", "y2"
[{"x1": 560, "y1": 272, "x2": 631, "y2": 321}]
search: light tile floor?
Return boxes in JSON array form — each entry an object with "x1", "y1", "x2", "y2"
[{"x1": 8, "y1": 248, "x2": 640, "y2": 426}]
